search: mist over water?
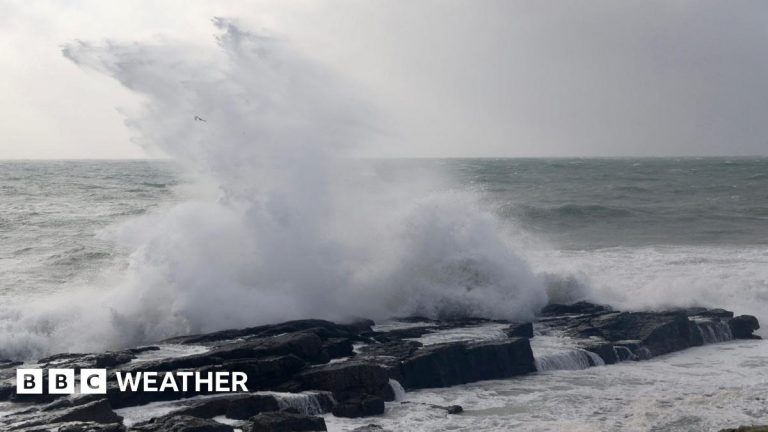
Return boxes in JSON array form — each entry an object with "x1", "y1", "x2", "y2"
[{"x1": 0, "y1": 21, "x2": 551, "y2": 360}]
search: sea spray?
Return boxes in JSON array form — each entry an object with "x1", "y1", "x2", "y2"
[
  {"x1": 527, "y1": 245, "x2": 768, "y2": 334},
  {"x1": 0, "y1": 20, "x2": 549, "y2": 360}
]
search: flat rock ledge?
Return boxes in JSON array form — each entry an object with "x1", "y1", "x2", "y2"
[{"x1": 0, "y1": 303, "x2": 758, "y2": 431}]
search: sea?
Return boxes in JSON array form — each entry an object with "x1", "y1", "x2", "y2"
[{"x1": 2, "y1": 158, "x2": 768, "y2": 431}]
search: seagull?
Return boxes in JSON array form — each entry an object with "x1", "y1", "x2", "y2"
[{"x1": 194, "y1": 115, "x2": 207, "y2": 122}]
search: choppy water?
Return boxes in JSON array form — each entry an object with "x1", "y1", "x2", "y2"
[
  {"x1": 0, "y1": 160, "x2": 178, "y2": 297},
  {"x1": 326, "y1": 340, "x2": 768, "y2": 432},
  {"x1": 458, "y1": 158, "x2": 768, "y2": 248},
  {"x1": 4, "y1": 158, "x2": 767, "y2": 313},
  {"x1": 3, "y1": 158, "x2": 767, "y2": 286}
]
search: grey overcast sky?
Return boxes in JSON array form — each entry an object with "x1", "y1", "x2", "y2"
[{"x1": 1, "y1": 0, "x2": 768, "y2": 159}]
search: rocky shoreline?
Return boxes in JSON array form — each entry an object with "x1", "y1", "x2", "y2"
[{"x1": 0, "y1": 302, "x2": 760, "y2": 432}]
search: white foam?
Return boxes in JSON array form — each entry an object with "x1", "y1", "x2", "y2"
[
  {"x1": 325, "y1": 339, "x2": 768, "y2": 431},
  {"x1": 527, "y1": 246, "x2": 768, "y2": 337},
  {"x1": 373, "y1": 321, "x2": 438, "y2": 332},
  {"x1": 0, "y1": 20, "x2": 549, "y2": 360},
  {"x1": 529, "y1": 324, "x2": 604, "y2": 371},
  {"x1": 129, "y1": 344, "x2": 210, "y2": 363},
  {"x1": 535, "y1": 349, "x2": 604, "y2": 372},
  {"x1": 212, "y1": 416, "x2": 241, "y2": 426},
  {"x1": 116, "y1": 398, "x2": 199, "y2": 426},
  {"x1": 407, "y1": 323, "x2": 509, "y2": 346},
  {"x1": 116, "y1": 390, "x2": 333, "y2": 426},
  {"x1": 272, "y1": 391, "x2": 334, "y2": 415},
  {"x1": 389, "y1": 379, "x2": 407, "y2": 402}
]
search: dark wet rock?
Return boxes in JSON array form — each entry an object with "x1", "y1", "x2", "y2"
[
  {"x1": 399, "y1": 400, "x2": 466, "y2": 416},
  {"x1": 209, "y1": 332, "x2": 325, "y2": 365},
  {"x1": 168, "y1": 397, "x2": 232, "y2": 419},
  {"x1": 107, "y1": 339, "x2": 316, "y2": 408},
  {"x1": 398, "y1": 338, "x2": 535, "y2": 389},
  {"x1": 128, "y1": 346, "x2": 162, "y2": 355},
  {"x1": 680, "y1": 307, "x2": 708, "y2": 316},
  {"x1": 105, "y1": 381, "x2": 175, "y2": 409},
  {"x1": 50, "y1": 399, "x2": 123, "y2": 425},
  {"x1": 37, "y1": 352, "x2": 89, "y2": 365},
  {"x1": 298, "y1": 361, "x2": 391, "y2": 401},
  {"x1": 540, "y1": 301, "x2": 613, "y2": 316},
  {"x1": 729, "y1": 315, "x2": 761, "y2": 339},
  {"x1": 202, "y1": 354, "x2": 307, "y2": 390},
  {"x1": 322, "y1": 338, "x2": 354, "y2": 359},
  {"x1": 94, "y1": 352, "x2": 136, "y2": 369},
  {"x1": 504, "y1": 322, "x2": 533, "y2": 339},
  {"x1": 41, "y1": 394, "x2": 108, "y2": 412},
  {"x1": 5, "y1": 369, "x2": 63, "y2": 404},
  {"x1": 344, "y1": 318, "x2": 376, "y2": 334},
  {"x1": 687, "y1": 320, "x2": 705, "y2": 347},
  {"x1": 37, "y1": 351, "x2": 137, "y2": 371},
  {"x1": 3, "y1": 399, "x2": 123, "y2": 430},
  {"x1": 566, "y1": 311, "x2": 696, "y2": 357},
  {"x1": 541, "y1": 302, "x2": 758, "y2": 363},
  {"x1": 358, "y1": 341, "x2": 423, "y2": 360},
  {"x1": 10, "y1": 391, "x2": 63, "y2": 405},
  {"x1": 12, "y1": 422, "x2": 127, "y2": 432},
  {"x1": 0, "y1": 359, "x2": 23, "y2": 369},
  {"x1": 153, "y1": 394, "x2": 284, "y2": 421},
  {"x1": 43, "y1": 350, "x2": 137, "y2": 370},
  {"x1": 0, "y1": 308, "x2": 756, "y2": 428},
  {"x1": 57, "y1": 423, "x2": 126, "y2": 432},
  {"x1": 169, "y1": 319, "x2": 366, "y2": 346},
  {"x1": 445, "y1": 405, "x2": 463, "y2": 414},
  {"x1": 364, "y1": 317, "x2": 512, "y2": 344},
  {"x1": 331, "y1": 395, "x2": 385, "y2": 418},
  {"x1": 0, "y1": 381, "x2": 15, "y2": 401},
  {"x1": 611, "y1": 312, "x2": 692, "y2": 356},
  {"x1": 126, "y1": 333, "x2": 324, "y2": 376},
  {"x1": 132, "y1": 415, "x2": 233, "y2": 432},
  {"x1": 720, "y1": 427, "x2": 768, "y2": 432},
  {"x1": 271, "y1": 380, "x2": 303, "y2": 394},
  {"x1": 106, "y1": 353, "x2": 304, "y2": 408},
  {"x1": 242, "y1": 411, "x2": 327, "y2": 432},
  {"x1": 580, "y1": 341, "x2": 619, "y2": 365},
  {"x1": 683, "y1": 307, "x2": 734, "y2": 319},
  {"x1": 104, "y1": 375, "x2": 191, "y2": 409},
  {"x1": 368, "y1": 327, "x2": 435, "y2": 343},
  {"x1": 136, "y1": 392, "x2": 330, "y2": 425},
  {"x1": 388, "y1": 317, "x2": 435, "y2": 324},
  {"x1": 225, "y1": 394, "x2": 282, "y2": 420}
]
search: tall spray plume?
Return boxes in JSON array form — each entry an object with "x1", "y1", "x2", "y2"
[{"x1": 0, "y1": 20, "x2": 556, "y2": 360}]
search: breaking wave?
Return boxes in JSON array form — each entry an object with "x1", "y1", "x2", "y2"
[{"x1": 0, "y1": 20, "x2": 556, "y2": 360}]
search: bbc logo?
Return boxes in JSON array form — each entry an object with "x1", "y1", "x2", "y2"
[{"x1": 17, "y1": 369, "x2": 107, "y2": 394}]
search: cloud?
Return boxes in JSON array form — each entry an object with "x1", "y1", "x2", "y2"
[{"x1": 2, "y1": 0, "x2": 768, "y2": 158}]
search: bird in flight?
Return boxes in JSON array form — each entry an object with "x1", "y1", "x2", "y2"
[{"x1": 194, "y1": 115, "x2": 207, "y2": 122}]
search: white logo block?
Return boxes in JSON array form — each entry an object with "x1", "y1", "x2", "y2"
[
  {"x1": 49, "y1": 369, "x2": 75, "y2": 394},
  {"x1": 16, "y1": 369, "x2": 43, "y2": 394},
  {"x1": 80, "y1": 369, "x2": 107, "y2": 394}
]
